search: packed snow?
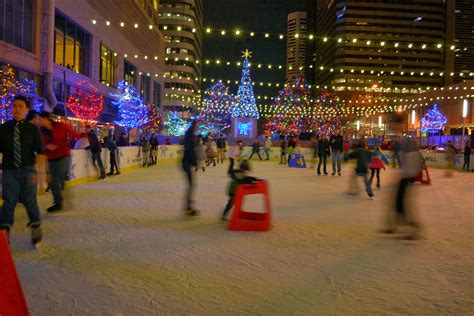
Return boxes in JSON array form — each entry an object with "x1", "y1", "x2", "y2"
[{"x1": 7, "y1": 160, "x2": 474, "y2": 315}]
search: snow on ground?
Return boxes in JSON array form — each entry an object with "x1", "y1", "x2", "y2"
[{"x1": 8, "y1": 160, "x2": 474, "y2": 315}]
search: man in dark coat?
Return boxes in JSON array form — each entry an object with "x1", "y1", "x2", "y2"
[{"x1": 182, "y1": 121, "x2": 199, "y2": 216}]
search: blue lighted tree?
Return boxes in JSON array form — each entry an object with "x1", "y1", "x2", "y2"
[
  {"x1": 198, "y1": 81, "x2": 233, "y2": 133},
  {"x1": 111, "y1": 80, "x2": 148, "y2": 129},
  {"x1": 231, "y1": 49, "x2": 259, "y2": 119},
  {"x1": 167, "y1": 111, "x2": 191, "y2": 136},
  {"x1": 420, "y1": 103, "x2": 448, "y2": 133}
]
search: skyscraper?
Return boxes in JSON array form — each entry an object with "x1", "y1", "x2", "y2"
[
  {"x1": 159, "y1": 0, "x2": 204, "y2": 117},
  {"x1": 286, "y1": 12, "x2": 308, "y2": 83},
  {"x1": 454, "y1": 0, "x2": 474, "y2": 83},
  {"x1": 314, "y1": 0, "x2": 471, "y2": 100}
]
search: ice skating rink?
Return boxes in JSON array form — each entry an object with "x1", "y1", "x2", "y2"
[{"x1": 9, "y1": 161, "x2": 474, "y2": 315}]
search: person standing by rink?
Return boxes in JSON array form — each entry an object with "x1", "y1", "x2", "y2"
[
  {"x1": 249, "y1": 138, "x2": 263, "y2": 160},
  {"x1": 348, "y1": 140, "x2": 375, "y2": 199},
  {"x1": 182, "y1": 120, "x2": 199, "y2": 216},
  {"x1": 310, "y1": 135, "x2": 319, "y2": 167},
  {"x1": 463, "y1": 140, "x2": 471, "y2": 170},
  {"x1": 104, "y1": 134, "x2": 120, "y2": 176},
  {"x1": 317, "y1": 134, "x2": 330, "y2": 175},
  {"x1": 195, "y1": 137, "x2": 207, "y2": 172},
  {"x1": 330, "y1": 129, "x2": 344, "y2": 176},
  {"x1": 85, "y1": 125, "x2": 106, "y2": 180},
  {"x1": 216, "y1": 134, "x2": 226, "y2": 164},
  {"x1": 263, "y1": 136, "x2": 272, "y2": 160},
  {"x1": 37, "y1": 111, "x2": 79, "y2": 212},
  {"x1": 280, "y1": 138, "x2": 288, "y2": 164},
  {"x1": 206, "y1": 136, "x2": 217, "y2": 167},
  {"x1": 0, "y1": 96, "x2": 46, "y2": 245},
  {"x1": 149, "y1": 133, "x2": 159, "y2": 166},
  {"x1": 381, "y1": 137, "x2": 423, "y2": 238}
]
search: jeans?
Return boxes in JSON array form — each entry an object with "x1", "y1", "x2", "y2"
[
  {"x1": 263, "y1": 148, "x2": 271, "y2": 160},
  {"x1": 182, "y1": 162, "x2": 194, "y2": 209},
  {"x1": 332, "y1": 150, "x2": 342, "y2": 174},
  {"x1": 370, "y1": 168, "x2": 381, "y2": 187},
  {"x1": 110, "y1": 150, "x2": 120, "y2": 173},
  {"x1": 91, "y1": 152, "x2": 105, "y2": 176},
  {"x1": 393, "y1": 152, "x2": 401, "y2": 167},
  {"x1": 249, "y1": 151, "x2": 262, "y2": 160},
  {"x1": 48, "y1": 157, "x2": 69, "y2": 205},
  {"x1": 317, "y1": 155, "x2": 327, "y2": 174},
  {"x1": 228, "y1": 158, "x2": 235, "y2": 175},
  {"x1": 463, "y1": 154, "x2": 470, "y2": 169},
  {"x1": 217, "y1": 148, "x2": 225, "y2": 163},
  {"x1": 0, "y1": 166, "x2": 41, "y2": 228},
  {"x1": 351, "y1": 172, "x2": 374, "y2": 196},
  {"x1": 396, "y1": 178, "x2": 413, "y2": 219}
]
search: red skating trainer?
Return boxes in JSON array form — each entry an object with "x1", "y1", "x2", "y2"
[
  {"x1": 0, "y1": 230, "x2": 30, "y2": 316},
  {"x1": 228, "y1": 180, "x2": 271, "y2": 231},
  {"x1": 414, "y1": 165, "x2": 431, "y2": 185}
]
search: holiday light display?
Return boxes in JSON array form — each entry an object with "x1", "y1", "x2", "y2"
[
  {"x1": 66, "y1": 81, "x2": 103, "y2": 122},
  {"x1": 112, "y1": 80, "x2": 148, "y2": 129},
  {"x1": 231, "y1": 50, "x2": 259, "y2": 119},
  {"x1": 143, "y1": 104, "x2": 162, "y2": 132},
  {"x1": 265, "y1": 76, "x2": 314, "y2": 135},
  {"x1": 167, "y1": 111, "x2": 190, "y2": 136},
  {"x1": 314, "y1": 90, "x2": 346, "y2": 135},
  {"x1": 420, "y1": 103, "x2": 448, "y2": 133},
  {"x1": 198, "y1": 81, "x2": 233, "y2": 134}
]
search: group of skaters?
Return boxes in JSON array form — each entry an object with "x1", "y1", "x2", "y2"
[{"x1": 195, "y1": 134, "x2": 227, "y2": 171}]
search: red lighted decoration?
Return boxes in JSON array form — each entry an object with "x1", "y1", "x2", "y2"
[
  {"x1": 66, "y1": 81, "x2": 103, "y2": 122},
  {"x1": 143, "y1": 104, "x2": 162, "y2": 132}
]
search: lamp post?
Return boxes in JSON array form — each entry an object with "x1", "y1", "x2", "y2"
[
  {"x1": 411, "y1": 110, "x2": 416, "y2": 137},
  {"x1": 462, "y1": 99, "x2": 468, "y2": 149},
  {"x1": 356, "y1": 120, "x2": 360, "y2": 138}
]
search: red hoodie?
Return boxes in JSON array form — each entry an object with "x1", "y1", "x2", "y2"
[{"x1": 41, "y1": 121, "x2": 79, "y2": 160}]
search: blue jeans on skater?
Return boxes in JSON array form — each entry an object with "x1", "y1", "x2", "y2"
[
  {"x1": 332, "y1": 150, "x2": 342, "y2": 174},
  {"x1": 0, "y1": 166, "x2": 41, "y2": 228},
  {"x1": 48, "y1": 157, "x2": 69, "y2": 205},
  {"x1": 358, "y1": 172, "x2": 373, "y2": 197}
]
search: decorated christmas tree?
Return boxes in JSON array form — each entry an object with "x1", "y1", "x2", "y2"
[
  {"x1": 66, "y1": 80, "x2": 103, "y2": 123},
  {"x1": 198, "y1": 81, "x2": 233, "y2": 134},
  {"x1": 167, "y1": 111, "x2": 190, "y2": 136},
  {"x1": 265, "y1": 76, "x2": 314, "y2": 135},
  {"x1": 231, "y1": 49, "x2": 259, "y2": 119},
  {"x1": 111, "y1": 80, "x2": 148, "y2": 129},
  {"x1": 143, "y1": 104, "x2": 162, "y2": 132},
  {"x1": 314, "y1": 90, "x2": 346, "y2": 135},
  {"x1": 420, "y1": 103, "x2": 447, "y2": 133}
]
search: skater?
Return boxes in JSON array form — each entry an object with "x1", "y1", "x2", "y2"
[
  {"x1": 140, "y1": 135, "x2": 151, "y2": 167},
  {"x1": 463, "y1": 140, "x2": 471, "y2": 170},
  {"x1": 86, "y1": 125, "x2": 106, "y2": 180},
  {"x1": 280, "y1": 138, "x2": 288, "y2": 164},
  {"x1": 228, "y1": 140, "x2": 244, "y2": 175},
  {"x1": 369, "y1": 146, "x2": 389, "y2": 189},
  {"x1": 195, "y1": 137, "x2": 207, "y2": 172},
  {"x1": 206, "y1": 136, "x2": 217, "y2": 167},
  {"x1": 348, "y1": 140, "x2": 375, "y2": 199},
  {"x1": 0, "y1": 96, "x2": 46, "y2": 245},
  {"x1": 392, "y1": 137, "x2": 401, "y2": 168},
  {"x1": 149, "y1": 133, "x2": 159, "y2": 165},
  {"x1": 159, "y1": 143, "x2": 169, "y2": 158},
  {"x1": 446, "y1": 140, "x2": 457, "y2": 176},
  {"x1": 249, "y1": 138, "x2": 262, "y2": 160},
  {"x1": 330, "y1": 129, "x2": 343, "y2": 176},
  {"x1": 381, "y1": 136, "x2": 423, "y2": 238},
  {"x1": 221, "y1": 160, "x2": 258, "y2": 221},
  {"x1": 317, "y1": 134, "x2": 330, "y2": 175},
  {"x1": 343, "y1": 137, "x2": 350, "y2": 162},
  {"x1": 263, "y1": 136, "x2": 272, "y2": 160},
  {"x1": 37, "y1": 111, "x2": 79, "y2": 212},
  {"x1": 104, "y1": 134, "x2": 120, "y2": 175},
  {"x1": 216, "y1": 134, "x2": 226, "y2": 163},
  {"x1": 310, "y1": 135, "x2": 319, "y2": 167},
  {"x1": 182, "y1": 120, "x2": 199, "y2": 216}
]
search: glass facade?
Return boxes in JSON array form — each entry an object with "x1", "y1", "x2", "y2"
[
  {"x1": 0, "y1": 0, "x2": 34, "y2": 51},
  {"x1": 124, "y1": 60, "x2": 137, "y2": 85},
  {"x1": 99, "y1": 44, "x2": 117, "y2": 86}
]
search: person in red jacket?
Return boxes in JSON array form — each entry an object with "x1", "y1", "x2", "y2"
[{"x1": 37, "y1": 111, "x2": 79, "y2": 212}]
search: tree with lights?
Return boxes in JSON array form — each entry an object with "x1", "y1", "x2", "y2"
[
  {"x1": 143, "y1": 104, "x2": 162, "y2": 132},
  {"x1": 112, "y1": 80, "x2": 148, "y2": 129},
  {"x1": 420, "y1": 103, "x2": 447, "y2": 133},
  {"x1": 198, "y1": 81, "x2": 233, "y2": 134},
  {"x1": 231, "y1": 49, "x2": 259, "y2": 119},
  {"x1": 167, "y1": 111, "x2": 190, "y2": 136},
  {"x1": 266, "y1": 76, "x2": 315, "y2": 135},
  {"x1": 314, "y1": 90, "x2": 346, "y2": 135},
  {"x1": 66, "y1": 80, "x2": 104, "y2": 122}
]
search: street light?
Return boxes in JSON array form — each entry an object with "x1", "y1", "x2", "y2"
[
  {"x1": 356, "y1": 120, "x2": 360, "y2": 138},
  {"x1": 378, "y1": 115, "x2": 382, "y2": 128},
  {"x1": 462, "y1": 99, "x2": 468, "y2": 149},
  {"x1": 411, "y1": 110, "x2": 416, "y2": 137}
]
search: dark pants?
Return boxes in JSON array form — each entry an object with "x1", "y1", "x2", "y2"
[
  {"x1": 228, "y1": 158, "x2": 235, "y2": 175},
  {"x1": 0, "y1": 166, "x2": 41, "y2": 228},
  {"x1": 396, "y1": 178, "x2": 412, "y2": 219},
  {"x1": 463, "y1": 154, "x2": 470, "y2": 169},
  {"x1": 317, "y1": 155, "x2": 327, "y2": 174},
  {"x1": 249, "y1": 151, "x2": 262, "y2": 160},
  {"x1": 49, "y1": 157, "x2": 69, "y2": 205},
  {"x1": 182, "y1": 162, "x2": 194, "y2": 209},
  {"x1": 110, "y1": 150, "x2": 120, "y2": 173},
  {"x1": 91, "y1": 152, "x2": 105, "y2": 176},
  {"x1": 370, "y1": 168, "x2": 381, "y2": 187},
  {"x1": 393, "y1": 152, "x2": 401, "y2": 167},
  {"x1": 222, "y1": 195, "x2": 234, "y2": 218}
]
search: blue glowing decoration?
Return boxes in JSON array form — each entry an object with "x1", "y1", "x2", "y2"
[
  {"x1": 414, "y1": 16, "x2": 423, "y2": 22},
  {"x1": 167, "y1": 111, "x2": 191, "y2": 136},
  {"x1": 420, "y1": 103, "x2": 448, "y2": 133},
  {"x1": 231, "y1": 50, "x2": 259, "y2": 119},
  {"x1": 238, "y1": 121, "x2": 252, "y2": 135},
  {"x1": 111, "y1": 80, "x2": 148, "y2": 129},
  {"x1": 336, "y1": 5, "x2": 346, "y2": 20},
  {"x1": 0, "y1": 75, "x2": 42, "y2": 122}
]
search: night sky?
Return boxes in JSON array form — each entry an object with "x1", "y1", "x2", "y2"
[{"x1": 202, "y1": 0, "x2": 314, "y2": 98}]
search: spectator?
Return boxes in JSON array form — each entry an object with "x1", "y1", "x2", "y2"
[{"x1": 85, "y1": 125, "x2": 106, "y2": 180}]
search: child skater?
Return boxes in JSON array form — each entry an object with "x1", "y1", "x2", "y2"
[
  {"x1": 369, "y1": 146, "x2": 389, "y2": 189},
  {"x1": 221, "y1": 160, "x2": 258, "y2": 221},
  {"x1": 195, "y1": 137, "x2": 207, "y2": 172}
]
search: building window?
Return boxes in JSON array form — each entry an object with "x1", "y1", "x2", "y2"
[
  {"x1": 153, "y1": 82, "x2": 161, "y2": 107},
  {"x1": 54, "y1": 11, "x2": 90, "y2": 75},
  {"x1": 124, "y1": 60, "x2": 137, "y2": 85},
  {"x1": 0, "y1": 0, "x2": 34, "y2": 51},
  {"x1": 99, "y1": 44, "x2": 117, "y2": 86},
  {"x1": 141, "y1": 74, "x2": 151, "y2": 103}
]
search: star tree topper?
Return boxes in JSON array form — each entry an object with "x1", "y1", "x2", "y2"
[{"x1": 242, "y1": 49, "x2": 253, "y2": 59}]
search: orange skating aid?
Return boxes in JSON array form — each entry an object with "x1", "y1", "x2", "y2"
[
  {"x1": 414, "y1": 165, "x2": 431, "y2": 185},
  {"x1": 228, "y1": 180, "x2": 271, "y2": 231},
  {"x1": 0, "y1": 230, "x2": 30, "y2": 316}
]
